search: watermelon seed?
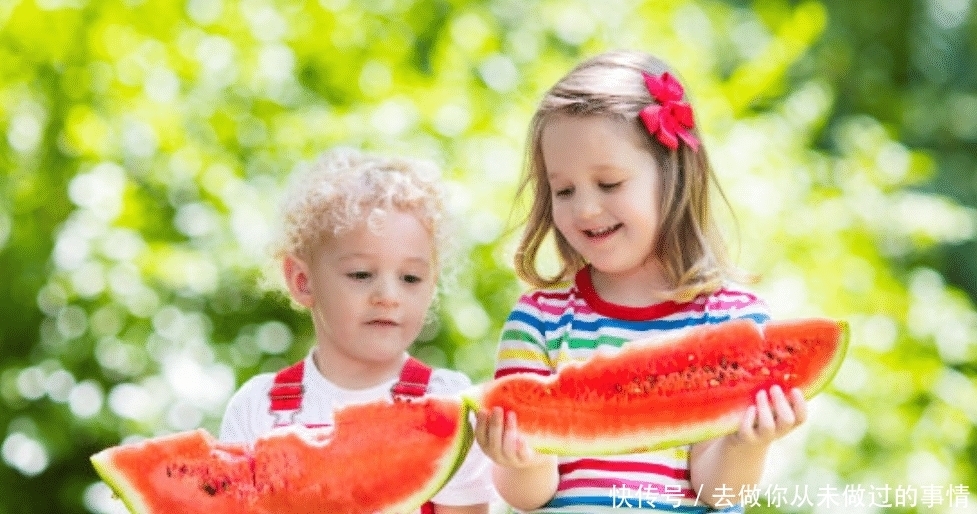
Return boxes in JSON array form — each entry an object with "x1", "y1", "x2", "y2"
[
  {"x1": 202, "y1": 483, "x2": 217, "y2": 496},
  {"x1": 731, "y1": 362, "x2": 740, "y2": 370},
  {"x1": 709, "y1": 379, "x2": 720, "y2": 387}
]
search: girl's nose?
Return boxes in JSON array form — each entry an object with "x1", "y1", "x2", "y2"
[{"x1": 573, "y1": 191, "x2": 602, "y2": 220}]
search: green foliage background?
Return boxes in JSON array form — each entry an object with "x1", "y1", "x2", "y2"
[{"x1": 1, "y1": 0, "x2": 975, "y2": 512}]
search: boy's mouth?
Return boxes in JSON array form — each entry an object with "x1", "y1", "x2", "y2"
[
  {"x1": 584, "y1": 223, "x2": 622, "y2": 238},
  {"x1": 367, "y1": 319, "x2": 398, "y2": 326}
]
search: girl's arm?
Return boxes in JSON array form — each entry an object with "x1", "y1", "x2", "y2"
[
  {"x1": 474, "y1": 408, "x2": 560, "y2": 511},
  {"x1": 690, "y1": 385, "x2": 808, "y2": 507}
]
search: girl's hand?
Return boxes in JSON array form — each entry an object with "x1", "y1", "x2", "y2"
[
  {"x1": 474, "y1": 407, "x2": 557, "y2": 470},
  {"x1": 733, "y1": 385, "x2": 808, "y2": 446}
]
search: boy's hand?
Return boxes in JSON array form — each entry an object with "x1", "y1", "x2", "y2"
[
  {"x1": 474, "y1": 407, "x2": 557, "y2": 470},
  {"x1": 733, "y1": 385, "x2": 808, "y2": 446}
]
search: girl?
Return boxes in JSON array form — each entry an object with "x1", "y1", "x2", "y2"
[
  {"x1": 220, "y1": 148, "x2": 493, "y2": 514},
  {"x1": 474, "y1": 50, "x2": 807, "y2": 513}
]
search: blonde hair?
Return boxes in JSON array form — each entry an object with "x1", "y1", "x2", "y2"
[
  {"x1": 271, "y1": 147, "x2": 453, "y2": 288},
  {"x1": 514, "y1": 50, "x2": 742, "y2": 303}
]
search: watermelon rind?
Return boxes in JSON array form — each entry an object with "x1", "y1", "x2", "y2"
[
  {"x1": 460, "y1": 385, "x2": 484, "y2": 413},
  {"x1": 90, "y1": 429, "x2": 214, "y2": 514},
  {"x1": 91, "y1": 447, "x2": 147, "y2": 514},
  {"x1": 794, "y1": 320, "x2": 849, "y2": 399},
  {"x1": 466, "y1": 318, "x2": 849, "y2": 456},
  {"x1": 381, "y1": 398, "x2": 474, "y2": 514}
]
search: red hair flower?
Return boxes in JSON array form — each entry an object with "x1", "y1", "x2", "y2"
[{"x1": 639, "y1": 71, "x2": 700, "y2": 152}]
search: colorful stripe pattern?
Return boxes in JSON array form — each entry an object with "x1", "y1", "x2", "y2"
[{"x1": 494, "y1": 268, "x2": 769, "y2": 513}]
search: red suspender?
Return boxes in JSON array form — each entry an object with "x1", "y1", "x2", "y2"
[
  {"x1": 269, "y1": 361, "x2": 305, "y2": 413},
  {"x1": 269, "y1": 356, "x2": 432, "y2": 425},
  {"x1": 390, "y1": 356, "x2": 433, "y2": 398},
  {"x1": 269, "y1": 356, "x2": 438, "y2": 512},
  {"x1": 392, "y1": 357, "x2": 437, "y2": 514}
]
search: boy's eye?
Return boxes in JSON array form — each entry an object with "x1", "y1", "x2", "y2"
[
  {"x1": 403, "y1": 274, "x2": 423, "y2": 284},
  {"x1": 347, "y1": 271, "x2": 371, "y2": 280},
  {"x1": 599, "y1": 181, "x2": 623, "y2": 191},
  {"x1": 553, "y1": 186, "x2": 573, "y2": 197}
]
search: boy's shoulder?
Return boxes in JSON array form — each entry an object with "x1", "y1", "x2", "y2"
[
  {"x1": 225, "y1": 370, "x2": 278, "y2": 405},
  {"x1": 426, "y1": 366, "x2": 475, "y2": 395}
]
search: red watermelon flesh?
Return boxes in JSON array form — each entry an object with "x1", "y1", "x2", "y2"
[
  {"x1": 90, "y1": 396, "x2": 472, "y2": 514},
  {"x1": 252, "y1": 399, "x2": 470, "y2": 514},
  {"x1": 466, "y1": 317, "x2": 848, "y2": 455},
  {"x1": 90, "y1": 429, "x2": 257, "y2": 512}
]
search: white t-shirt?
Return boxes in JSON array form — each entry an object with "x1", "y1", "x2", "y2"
[{"x1": 219, "y1": 351, "x2": 495, "y2": 509}]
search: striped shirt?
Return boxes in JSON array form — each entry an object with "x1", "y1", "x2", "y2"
[{"x1": 495, "y1": 267, "x2": 769, "y2": 513}]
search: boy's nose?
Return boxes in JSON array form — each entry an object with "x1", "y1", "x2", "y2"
[{"x1": 370, "y1": 277, "x2": 399, "y2": 307}]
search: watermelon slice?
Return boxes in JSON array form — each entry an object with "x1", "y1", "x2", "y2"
[
  {"x1": 90, "y1": 396, "x2": 472, "y2": 514},
  {"x1": 466, "y1": 317, "x2": 848, "y2": 455}
]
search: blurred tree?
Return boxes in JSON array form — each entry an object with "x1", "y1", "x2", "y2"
[
  {"x1": 0, "y1": 0, "x2": 973, "y2": 513},
  {"x1": 808, "y1": 0, "x2": 977, "y2": 316}
]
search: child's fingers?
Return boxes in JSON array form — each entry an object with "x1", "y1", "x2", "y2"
[
  {"x1": 789, "y1": 388, "x2": 808, "y2": 425},
  {"x1": 516, "y1": 436, "x2": 533, "y2": 462},
  {"x1": 477, "y1": 407, "x2": 505, "y2": 459},
  {"x1": 769, "y1": 385, "x2": 796, "y2": 428},
  {"x1": 754, "y1": 389, "x2": 776, "y2": 438},
  {"x1": 510, "y1": 414, "x2": 541, "y2": 463},
  {"x1": 501, "y1": 411, "x2": 521, "y2": 460},
  {"x1": 511, "y1": 417, "x2": 557, "y2": 469},
  {"x1": 473, "y1": 410, "x2": 491, "y2": 449},
  {"x1": 489, "y1": 407, "x2": 505, "y2": 444},
  {"x1": 738, "y1": 404, "x2": 759, "y2": 443},
  {"x1": 475, "y1": 408, "x2": 546, "y2": 468}
]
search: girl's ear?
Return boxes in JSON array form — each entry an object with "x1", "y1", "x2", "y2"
[{"x1": 283, "y1": 254, "x2": 314, "y2": 308}]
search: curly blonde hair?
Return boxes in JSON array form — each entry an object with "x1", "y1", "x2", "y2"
[
  {"x1": 271, "y1": 147, "x2": 453, "y2": 286},
  {"x1": 515, "y1": 50, "x2": 743, "y2": 302}
]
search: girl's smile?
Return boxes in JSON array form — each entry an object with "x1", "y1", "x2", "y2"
[
  {"x1": 542, "y1": 113, "x2": 664, "y2": 286},
  {"x1": 583, "y1": 223, "x2": 623, "y2": 239}
]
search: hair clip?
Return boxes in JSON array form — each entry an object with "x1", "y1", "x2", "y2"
[{"x1": 639, "y1": 72, "x2": 700, "y2": 152}]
